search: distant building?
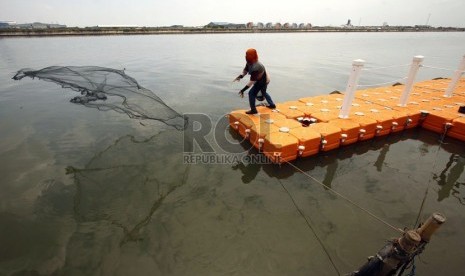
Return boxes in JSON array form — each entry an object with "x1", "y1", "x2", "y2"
[
  {"x1": 205, "y1": 22, "x2": 245, "y2": 29},
  {"x1": 415, "y1": 25, "x2": 431, "y2": 29},
  {"x1": 15, "y1": 22, "x2": 66, "y2": 29},
  {"x1": 30, "y1": 23, "x2": 48, "y2": 29},
  {"x1": 97, "y1": 25, "x2": 138, "y2": 28},
  {"x1": 206, "y1": 22, "x2": 228, "y2": 27},
  {"x1": 205, "y1": 21, "x2": 315, "y2": 30},
  {"x1": 48, "y1": 23, "x2": 67, "y2": 28},
  {"x1": 0, "y1": 21, "x2": 16, "y2": 28},
  {"x1": 342, "y1": 19, "x2": 353, "y2": 28}
]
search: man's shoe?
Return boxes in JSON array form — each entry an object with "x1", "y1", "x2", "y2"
[
  {"x1": 245, "y1": 110, "x2": 258, "y2": 114},
  {"x1": 266, "y1": 105, "x2": 276, "y2": 109}
]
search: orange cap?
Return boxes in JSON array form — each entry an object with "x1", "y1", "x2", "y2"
[{"x1": 246, "y1": 48, "x2": 258, "y2": 63}]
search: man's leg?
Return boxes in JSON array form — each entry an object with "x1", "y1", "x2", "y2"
[
  {"x1": 262, "y1": 86, "x2": 276, "y2": 108},
  {"x1": 247, "y1": 85, "x2": 258, "y2": 113}
]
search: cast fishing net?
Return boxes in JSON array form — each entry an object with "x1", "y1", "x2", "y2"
[{"x1": 13, "y1": 66, "x2": 187, "y2": 130}]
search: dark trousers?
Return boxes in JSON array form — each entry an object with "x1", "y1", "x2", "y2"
[{"x1": 248, "y1": 84, "x2": 275, "y2": 112}]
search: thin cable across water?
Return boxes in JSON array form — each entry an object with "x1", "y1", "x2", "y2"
[{"x1": 283, "y1": 160, "x2": 405, "y2": 234}]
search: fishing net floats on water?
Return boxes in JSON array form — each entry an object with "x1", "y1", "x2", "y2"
[{"x1": 12, "y1": 66, "x2": 187, "y2": 130}]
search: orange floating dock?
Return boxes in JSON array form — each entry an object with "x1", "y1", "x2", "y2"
[{"x1": 228, "y1": 78, "x2": 465, "y2": 163}]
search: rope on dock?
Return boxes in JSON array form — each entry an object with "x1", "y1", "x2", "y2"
[
  {"x1": 357, "y1": 77, "x2": 408, "y2": 87},
  {"x1": 283, "y1": 160, "x2": 405, "y2": 234},
  {"x1": 362, "y1": 63, "x2": 411, "y2": 71},
  {"x1": 421, "y1": 64, "x2": 464, "y2": 73},
  {"x1": 357, "y1": 63, "x2": 410, "y2": 87}
]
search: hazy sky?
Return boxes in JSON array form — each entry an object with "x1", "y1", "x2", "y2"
[{"x1": 1, "y1": 0, "x2": 464, "y2": 27}]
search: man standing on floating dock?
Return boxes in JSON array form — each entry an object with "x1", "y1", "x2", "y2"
[{"x1": 234, "y1": 48, "x2": 276, "y2": 114}]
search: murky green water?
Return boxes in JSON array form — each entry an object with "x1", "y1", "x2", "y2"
[{"x1": 1, "y1": 32, "x2": 465, "y2": 275}]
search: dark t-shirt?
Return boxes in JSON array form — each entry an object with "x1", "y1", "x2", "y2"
[{"x1": 244, "y1": 62, "x2": 267, "y2": 86}]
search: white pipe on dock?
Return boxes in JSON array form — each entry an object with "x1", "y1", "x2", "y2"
[
  {"x1": 444, "y1": 54, "x2": 465, "y2": 97},
  {"x1": 399, "y1": 55, "x2": 424, "y2": 107},
  {"x1": 339, "y1": 59, "x2": 365, "y2": 119}
]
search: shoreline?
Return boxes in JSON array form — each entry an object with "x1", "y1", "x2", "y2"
[{"x1": 1, "y1": 27, "x2": 464, "y2": 37}]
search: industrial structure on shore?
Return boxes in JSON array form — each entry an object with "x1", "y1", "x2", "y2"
[{"x1": 1, "y1": 19, "x2": 464, "y2": 33}]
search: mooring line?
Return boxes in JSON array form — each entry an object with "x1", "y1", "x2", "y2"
[
  {"x1": 277, "y1": 179, "x2": 342, "y2": 276},
  {"x1": 283, "y1": 160, "x2": 404, "y2": 234},
  {"x1": 413, "y1": 135, "x2": 446, "y2": 228},
  {"x1": 413, "y1": 186, "x2": 429, "y2": 229}
]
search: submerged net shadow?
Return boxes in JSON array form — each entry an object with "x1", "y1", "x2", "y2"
[
  {"x1": 13, "y1": 66, "x2": 187, "y2": 130},
  {"x1": 65, "y1": 130, "x2": 191, "y2": 246}
]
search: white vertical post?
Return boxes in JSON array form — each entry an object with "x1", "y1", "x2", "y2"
[
  {"x1": 444, "y1": 54, "x2": 465, "y2": 97},
  {"x1": 339, "y1": 59, "x2": 365, "y2": 119},
  {"x1": 399, "y1": 55, "x2": 424, "y2": 107}
]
